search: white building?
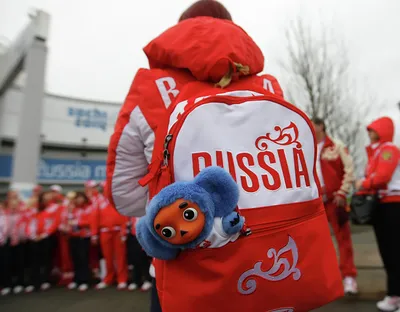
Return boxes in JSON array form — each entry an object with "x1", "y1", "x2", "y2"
[{"x1": 0, "y1": 78, "x2": 121, "y2": 195}]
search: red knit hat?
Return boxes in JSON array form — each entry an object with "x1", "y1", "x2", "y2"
[{"x1": 179, "y1": 0, "x2": 232, "y2": 22}]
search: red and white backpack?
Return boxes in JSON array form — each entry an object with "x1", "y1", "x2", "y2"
[{"x1": 140, "y1": 81, "x2": 343, "y2": 312}]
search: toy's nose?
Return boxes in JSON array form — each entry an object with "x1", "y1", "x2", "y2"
[{"x1": 180, "y1": 230, "x2": 188, "y2": 237}]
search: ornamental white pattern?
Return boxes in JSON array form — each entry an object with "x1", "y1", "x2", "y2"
[{"x1": 237, "y1": 236, "x2": 301, "y2": 295}]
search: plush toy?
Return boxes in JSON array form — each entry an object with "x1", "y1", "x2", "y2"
[{"x1": 136, "y1": 166, "x2": 246, "y2": 260}]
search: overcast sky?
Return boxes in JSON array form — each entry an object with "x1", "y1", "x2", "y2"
[{"x1": 1, "y1": 0, "x2": 399, "y2": 125}]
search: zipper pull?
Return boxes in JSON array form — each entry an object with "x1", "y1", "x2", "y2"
[
  {"x1": 164, "y1": 134, "x2": 173, "y2": 149},
  {"x1": 163, "y1": 134, "x2": 173, "y2": 166}
]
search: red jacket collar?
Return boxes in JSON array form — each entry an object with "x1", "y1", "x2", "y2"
[{"x1": 366, "y1": 142, "x2": 381, "y2": 158}]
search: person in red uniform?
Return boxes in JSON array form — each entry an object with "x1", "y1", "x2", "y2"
[
  {"x1": 46, "y1": 185, "x2": 67, "y2": 284},
  {"x1": 127, "y1": 217, "x2": 152, "y2": 292},
  {"x1": 93, "y1": 182, "x2": 129, "y2": 290},
  {"x1": 85, "y1": 180, "x2": 102, "y2": 277},
  {"x1": 66, "y1": 192, "x2": 93, "y2": 292},
  {"x1": 25, "y1": 191, "x2": 61, "y2": 292},
  {"x1": 57, "y1": 192, "x2": 75, "y2": 286},
  {"x1": 7, "y1": 197, "x2": 28, "y2": 295},
  {"x1": 355, "y1": 117, "x2": 400, "y2": 312},
  {"x1": 20, "y1": 194, "x2": 38, "y2": 293},
  {"x1": 107, "y1": 2, "x2": 284, "y2": 311},
  {"x1": 0, "y1": 201, "x2": 11, "y2": 296},
  {"x1": 312, "y1": 118, "x2": 358, "y2": 295},
  {"x1": 0, "y1": 190, "x2": 23, "y2": 295}
]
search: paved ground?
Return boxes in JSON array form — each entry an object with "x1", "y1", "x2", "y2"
[
  {"x1": 0, "y1": 288, "x2": 380, "y2": 312},
  {"x1": 0, "y1": 226, "x2": 386, "y2": 312}
]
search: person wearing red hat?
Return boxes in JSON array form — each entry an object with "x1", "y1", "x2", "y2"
[
  {"x1": 356, "y1": 116, "x2": 400, "y2": 312},
  {"x1": 106, "y1": 1, "x2": 284, "y2": 311},
  {"x1": 107, "y1": 0, "x2": 345, "y2": 311}
]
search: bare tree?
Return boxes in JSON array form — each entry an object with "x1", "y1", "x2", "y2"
[{"x1": 280, "y1": 17, "x2": 375, "y2": 175}]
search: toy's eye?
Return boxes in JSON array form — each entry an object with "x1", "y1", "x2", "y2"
[
  {"x1": 183, "y1": 208, "x2": 198, "y2": 221},
  {"x1": 161, "y1": 226, "x2": 176, "y2": 239}
]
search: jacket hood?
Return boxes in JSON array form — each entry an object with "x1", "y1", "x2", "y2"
[
  {"x1": 143, "y1": 17, "x2": 264, "y2": 84},
  {"x1": 367, "y1": 117, "x2": 394, "y2": 143}
]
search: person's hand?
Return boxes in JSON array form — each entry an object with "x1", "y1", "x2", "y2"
[
  {"x1": 333, "y1": 195, "x2": 347, "y2": 209},
  {"x1": 121, "y1": 236, "x2": 127, "y2": 242},
  {"x1": 336, "y1": 205, "x2": 349, "y2": 227},
  {"x1": 355, "y1": 179, "x2": 365, "y2": 191}
]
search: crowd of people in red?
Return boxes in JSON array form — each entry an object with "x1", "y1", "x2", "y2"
[{"x1": 0, "y1": 181, "x2": 152, "y2": 296}]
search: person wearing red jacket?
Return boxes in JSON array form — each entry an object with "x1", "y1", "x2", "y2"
[
  {"x1": 93, "y1": 183, "x2": 129, "y2": 290},
  {"x1": 127, "y1": 217, "x2": 152, "y2": 292},
  {"x1": 57, "y1": 192, "x2": 75, "y2": 286},
  {"x1": 0, "y1": 201, "x2": 11, "y2": 296},
  {"x1": 25, "y1": 191, "x2": 61, "y2": 292},
  {"x1": 312, "y1": 118, "x2": 358, "y2": 295},
  {"x1": 106, "y1": 2, "x2": 284, "y2": 311},
  {"x1": 85, "y1": 180, "x2": 102, "y2": 277},
  {"x1": 6, "y1": 197, "x2": 29, "y2": 295},
  {"x1": 20, "y1": 196, "x2": 38, "y2": 293},
  {"x1": 66, "y1": 192, "x2": 93, "y2": 292},
  {"x1": 355, "y1": 117, "x2": 400, "y2": 312}
]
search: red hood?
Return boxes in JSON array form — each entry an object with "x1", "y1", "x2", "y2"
[
  {"x1": 144, "y1": 17, "x2": 264, "y2": 83},
  {"x1": 367, "y1": 117, "x2": 394, "y2": 143}
]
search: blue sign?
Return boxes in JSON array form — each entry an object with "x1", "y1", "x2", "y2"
[
  {"x1": 0, "y1": 155, "x2": 106, "y2": 182},
  {"x1": 68, "y1": 107, "x2": 108, "y2": 131}
]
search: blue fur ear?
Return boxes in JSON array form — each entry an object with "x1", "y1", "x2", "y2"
[
  {"x1": 194, "y1": 166, "x2": 239, "y2": 218},
  {"x1": 136, "y1": 218, "x2": 179, "y2": 260}
]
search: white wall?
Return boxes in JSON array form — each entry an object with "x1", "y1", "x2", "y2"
[{"x1": 0, "y1": 86, "x2": 121, "y2": 147}]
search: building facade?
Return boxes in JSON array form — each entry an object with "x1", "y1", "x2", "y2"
[{"x1": 0, "y1": 83, "x2": 121, "y2": 196}]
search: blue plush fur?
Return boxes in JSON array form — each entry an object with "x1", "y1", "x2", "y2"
[
  {"x1": 136, "y1": 166, "x2": 242, "y2": 260},
  {"x1": 222, "y1": 211, "x2": 245, "y2": 235}
]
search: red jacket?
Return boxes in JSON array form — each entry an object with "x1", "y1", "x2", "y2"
[
  {"x1": 0, "y1": 209, "x2": 9, "y2": 245},
  {"x1": 319, "y1": 136, "x2": 355, "y2": 201},
  {"x1": 362, "y1": 117, "x2": 400, "y2": 203},
  {"x1": 67, "y1": 204, "x2": 92, "y2": 238},
  {"x1": 26, "y1": 203, "x2": 62, "y2": 240},
  {"x1": 10, "y1": 209, "x2": 32, "y2": 245},
  {"x1": 91, "y1": 194, "x2": 128, "y2": 238},
  {"x1": 106, "y1": 17, "x2": 284, "y2": 217}
]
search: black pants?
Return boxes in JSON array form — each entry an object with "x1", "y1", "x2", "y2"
[
  {"x1": 151, "y1": 278, "x2": 162, "y2": 312},
  {"x1": 0, "y1": 241, "x2": 11, "y2": 288},
  {"x1": 29, "y1": 237, "x2": 54, "y2": 288},
  {"x1": 11, "y1": 243, "x2": 26, "y2": 286},
  {"x1": 69, "y1": 236, "x2": 91, "y2": 285},
  {"x1": 127, "y1": 234, "x2": 151, "y2": 286},
  {"x1": 373, "y1": 202, "x2": 400, "y2": 296}
]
